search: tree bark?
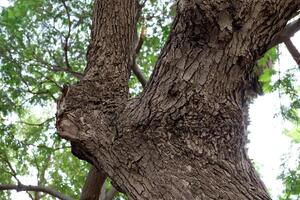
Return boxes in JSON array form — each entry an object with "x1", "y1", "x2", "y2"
[{"x1": 56, "y1": 0, "x2": 300, "y2": 199}]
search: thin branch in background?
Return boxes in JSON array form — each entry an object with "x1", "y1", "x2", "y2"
[
  {"x1": 103, "y1": 186, "x2": 118, "y2": 200},
  {"x1": 0, "y1": 184, "x2": 74, "y2": 200},
  {"x1": 35, "y1": 70, "x2": 64, "y2": 91},
  {"x1": 135, "y1": 26, "x2": 146, "y2": 54},
  {"x1": 34, "y1": 54, "x2": 83, "y2": 79},
  {"x1": 18, "y1": 117, "x2": 55, "y2": 127},
  {"x1": 132, "y1": 63, "x2": 147, "y2": 88},
  {"x1": 26, "y1": 191, "x2": 35, "y2": 200},
  {"x1": 18, "y1": 140, "x2": 71, "y2": 152},
  {"x1": 23, "y1": 32, "x2": 83, "y2": 80},
  {"x1": 0, "y1": 143, "x2": 71, "y2": 200},
  {"x1": 61, "y1": 0, "x2": 72, "y2": 70},
  {"x1": 139, "y1": 0, "x2": 147, "y2": 8},
  {"x1": 2, "y1": 154, "x2": 21, "y2": 184},
  {"x1": 51, "y1": 65, "x2": 84, "y2": 79},
  {"x1": 18, "y1": 73, "x2": 58, "y2": 102},
  {"x1": 137, "y1": 0, "x2": 147, "y2": 21},
  {"x1": 284, "y1": 38, "x2": 300, "y2": 67},
  {"x1": 269, "y1": 17, "x2": 300, "y2": 49},
  {"x1": 131, "y1": 26, "x2": 147, "y2": 88}
]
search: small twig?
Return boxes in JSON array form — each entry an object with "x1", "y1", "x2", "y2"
[
  {"x1": 26, "y1": 191, "x2": 35, "y2": 200},
  {"x1": 284, "y1": 38, "x2": 300, "y2": 67}
]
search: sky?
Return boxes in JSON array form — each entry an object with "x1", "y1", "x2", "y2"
[
  {"x1": 0, "y1": 0, "x2": 299, "y2": 199},
  {"x1": 248, "y1": 34, "x2": 300, "y2": 198}
]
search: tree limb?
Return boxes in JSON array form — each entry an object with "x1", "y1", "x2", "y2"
[
  {"x1": 19, "y1": 117, "x2": 55, "y2": 127},
  {"x1": 269, "y1": 17, "x2": 300, "y2": 48},
  {"x1": 132, "y1": 26, "x2": 147, "y2": 88},
  {"x1": 132, "y1": 63, "x2": 147, "y2": 88},
  {"x1": 285, "y1": 38, "x2": 300, "y2": 66},
  {"x1": 135, "y1": 26, "x2": 146, "y2": 54},
  {"x1": 33, "y1": 54, "x2": 84, "y2": 79},
  {"x1": 103, "y1": 186, "x2": 118, "y2": 200},
  {"x1": 61, "y1": 0, "x2": 72, "y2": 70},
  {"x1": 80, "y1": 166, "x2": 106, "y2": 200},
  {"x1": 2, "y1": 155, "x2": 21, "y2": 184},
  {"x1": 0, "y1": 184, "x2": 74, "y2": 200},
  {"x1": 51, "y1": 65, "x2": 84, "y2": 79}
]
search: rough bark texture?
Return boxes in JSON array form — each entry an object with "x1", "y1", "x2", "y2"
[{"x1": 56, "y1": 0, "x2": 300, "y2": 199}]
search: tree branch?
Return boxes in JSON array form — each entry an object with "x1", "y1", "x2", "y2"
[
  {"x1": 0, "y1": 184, "x2": 74, "y2": 200},
  {"x1": 135, "y1": 26, "x2": 145, "y2": 54},
  {"x1": 269, "y1": 17, "x2": 300, "y2": 48},
  {"x1": 18, "y1": 117, "x2": 55, "y2": 127},
  {"x1": 138, "y1": 0, "x2": 147, "y2": 10},
  {"x1": 33, "y1": 54, "x2": 84, "y2": 79},
  {"x1": 61, "y1": 0, "x2": 72, "y2": 70},
  {"x1": 132, "y1": 26, "x2": 147, "y2": 88},
  {"x1": 2, "y1": 155, "x2": 21, "y2": 184},
  {"x1": 51, "y1": 65, "x2": 84, "y2": 79},
  {"x1": 285, "y1": 38, "x2": 300, "y2": 66},
  {"x1": 132, "y1": 63, "x2": 147, "y2": 88},
  {"x1": 80, "y1": 166, "x2": 106, "y2": 200},
  {"x1": 103, "y1": 186, "x2": 118, "y2": 200}
]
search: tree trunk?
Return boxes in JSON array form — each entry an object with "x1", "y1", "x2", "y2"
[{"x1": 56, "y1": 0, "x2": 300, "y2": 199}]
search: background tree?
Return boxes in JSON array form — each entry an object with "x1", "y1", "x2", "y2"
[{"x1": 0, "y1": 0, "x2": 300, "y2": 199}]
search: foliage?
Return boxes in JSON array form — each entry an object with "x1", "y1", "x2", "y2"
[
  {"x1": 258, "y1": 47, "x2": 300, "y2": 122},
  {"x1": 257, "y1": 36, "x2": 300, "y2": 200},
  {"x1": 258, "y1": 46, "x2": 300, "y2": 199},
  {"x1": 279, "y1": 126, "x2": 300, "y2": 200},
  {"x1": 257, "y1": 45, "x2": 300, "y2": 199}
]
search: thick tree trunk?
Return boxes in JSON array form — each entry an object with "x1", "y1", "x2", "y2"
[{"x1": 56, "y1": 0, "x2": 300, "y2": 199}]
